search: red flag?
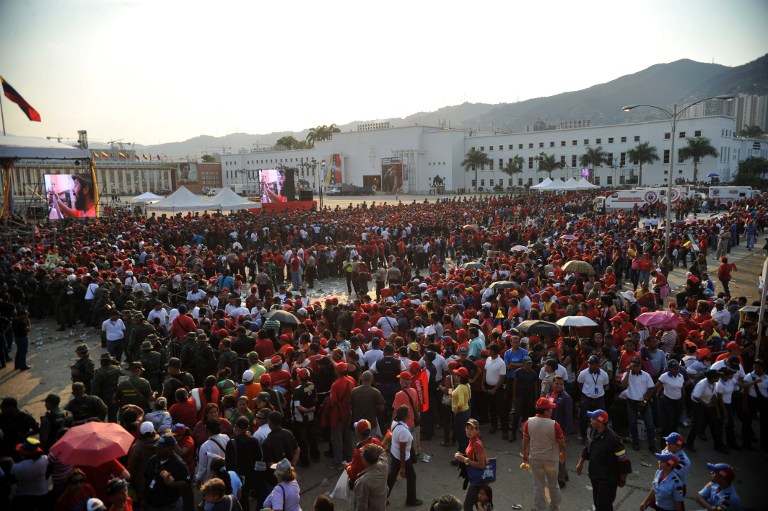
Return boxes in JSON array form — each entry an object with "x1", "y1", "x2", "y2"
[
  {"x1": 156, "y1": 154, "x2": 161, "y2": 161},
  {"x1": 134, "y1": 154, "x2": 140, "y2": 161},
  {"x1": 0, "y1": 75, "x2": 41, "y2": 122}
]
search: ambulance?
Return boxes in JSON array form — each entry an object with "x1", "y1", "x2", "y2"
[
  {"x1": 706, "y1": 186, "x2": 759, "y2": 209},
  {"x1": 592, "y1": 187, "x2": 687, "y2": 211}
]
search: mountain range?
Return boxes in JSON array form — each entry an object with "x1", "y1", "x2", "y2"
[{"x1": 116, "y1": 54, "x2": 768, "y2": 159}]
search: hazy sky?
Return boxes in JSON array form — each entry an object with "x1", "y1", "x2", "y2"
[{"x1": 1, "y1": 0, "x2": 766, "y2": 146}]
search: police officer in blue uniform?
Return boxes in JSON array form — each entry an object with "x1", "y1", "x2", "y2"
[
  {"x1": 640, "y1": 452, "x2": 684, "y2": 511},
  {"x1": 694, "y1": 462, "x2": 741, "y2": 511},
  {"x1": 660, "y1": 433, "x2": 691, "y2": 494}
]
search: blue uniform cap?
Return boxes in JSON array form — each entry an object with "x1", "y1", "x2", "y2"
[
  {"x1": 655, "y1": 452, "x2": 678, "y2": 465},
  {"x1": 663, "y1": 432, "x2": 685, "y2": 446}
]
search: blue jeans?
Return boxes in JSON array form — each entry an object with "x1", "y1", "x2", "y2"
[
  {"x1": 746, "y1": 233, "x2": 755, "y2": 250},
  {"x1": 627, "y1": 399, "x2": 655, "y2": 449},
  {"x1": 454, "y1": 409, "x2": 471, "y2": 453}
]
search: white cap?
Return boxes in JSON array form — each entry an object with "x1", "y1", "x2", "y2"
[
  {"x1": 126, "y1": 271, "x2": 133, "y2": 276},
  {"x1": 87, "y1": 498, "x2": 107, "y2": 511},
  {"x1": 243, "y1": 369, "x2": 254, "y2": 382},
  {"x1": 140, "y1": 421, "x2": 155, "y2": 435}
]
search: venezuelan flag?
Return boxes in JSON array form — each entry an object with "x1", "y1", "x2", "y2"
[
  {"x1": 134, "y1": 154, "x2": 140, "y2": 161},
  {"x1": 614, "y1": 449, "x2": 629, "y2": 462},
  {"x1": 119, "y1": 152, "x2": 127, "y2": 159},
  {"x1": 143, "y1": 153, "x2": 148, "y2": 160},
  {"x1": 101, "y1": 151, "x2": 109, "y2": 159},
  {"x1": 92, "y1": 151, "x2": 100, "y2": 160},
  {"x1": 0, "y1": 75, "x2": 41, "y2": 122}
]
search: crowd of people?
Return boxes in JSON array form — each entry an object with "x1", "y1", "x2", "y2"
[{"x1": 0, "y1": 189, "x2": 766, "y2": 511}]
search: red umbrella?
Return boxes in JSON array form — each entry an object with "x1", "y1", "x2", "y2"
[
  {"x1": 636, "y1": 311, "x2": 680, "y2": 329},
  {"x1": 50, "y1": 422, "x2": 135, "y2": 466}
]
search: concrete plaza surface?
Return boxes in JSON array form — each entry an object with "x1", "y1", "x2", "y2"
[{"x1": 1, "y1": 206, "x2": 766, "y2": 510}]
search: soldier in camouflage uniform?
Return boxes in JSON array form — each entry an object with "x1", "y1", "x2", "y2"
[
  {"x1": 114, "y1": 361, "x2": 154, "y2": 413},
  {"x1": 140, "y1": 338, "x2": 163, "y2": 392},
  {"x1": 192, "y1": 334, "x2": 217, "y2": 387},
  {"x1": 92, "y1": 352, "x2": 122, "y2": 422},
  {"x1": 179, "y1": 331, "x2": 198, "y2": 376},
  {"x1": 217, "y1": 337, "x2": 239, "y2": 378},
  {"x1": 162, "y1": 357, "x2": 195, "y2": 404},
  {"x1": 70, "y1": 344, "x2": 95, "y2": 394},
  {"x1": 127, "y1": 312, "x2": 155, "y2": 365},
  {"x1": 115, "y1": 285, "x2": 135, "y2": 311}
]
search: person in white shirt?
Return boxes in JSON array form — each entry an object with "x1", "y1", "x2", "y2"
[
  {"x1": 687, "y1": 370, "x2": 725, "y2": 453},
  {"x1": 386, "y1": 405, "x2": 420, "y2": 506},
  {"x1": 483, "y1": 345, "x2": 507, "y2": 433},
  {"x1": 186, "y1": 283, "x2": 206, "y2": 303},
  {"x1": 194, "y1": 419, "x2": 230, "y2": 484},
  {"x1": 742, "y1": 359, "x2": 768, "y2": 449},
  {"x1": 715, "y1": 366, "x2": 740, "y2": 450},
  {"x1": 253, "y1": 409, "x2": 272, "y2": 444},
  {"x1": 619, "y1": 357, "x2": 656, "y2": 451},
  {"x1": 102, "y1": 310, "x2": 126, "y2": 363},
  {"x1": 123, "y1": 271, "x2": 137, "y2": 287},
  {"x1": 710, "y1": 299, "x2": 731, "y2": 327},
  {"x1": 576, "y1": 355, "x2": 609, "y2": 442},
  {"x1": 654, "y1": 359, "x2": 686, "y2": 439},
  {"x1": 147, "y1": 302, "x2": 169, "y2": 331},
  {"x1": 376, "y1": 309, "x2": 398, "y2": 338}
]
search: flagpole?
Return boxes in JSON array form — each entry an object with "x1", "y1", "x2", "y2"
[{"x1": 0, "y1": 94, "x2": 6, "y2": 135}]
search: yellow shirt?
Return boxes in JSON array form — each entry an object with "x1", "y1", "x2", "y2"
[{"x1": 451, "y1": 383, "x2": 471, "y2": 413}]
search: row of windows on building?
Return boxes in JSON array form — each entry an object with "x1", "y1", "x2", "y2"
[{"x1": 472, "y1": 130, "x2": 705, "y2": 153}]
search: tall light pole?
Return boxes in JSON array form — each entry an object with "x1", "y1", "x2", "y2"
[{"x1": 621, "y1": 95, "x2": 734, "y2": 255}]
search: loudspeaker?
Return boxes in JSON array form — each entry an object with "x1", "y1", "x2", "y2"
[{"x1": 299, "y1": 190, "x2": 314, "y2": 201}]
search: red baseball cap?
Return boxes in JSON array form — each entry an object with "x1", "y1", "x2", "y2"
[
  {"x1": 453, "y1": 367, "x2": 469, "y2": 378},
  {"x1": 259, "y1": 374, "x2": 271, "y2": 385},
  {"x1": 397, "y1": 371, "x2": 412, "y2": 380},
  {"x1": 535, "y1": 397, "x2": 557, "y2": 409}
]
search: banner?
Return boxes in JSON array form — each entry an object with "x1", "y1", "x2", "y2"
[
  {"x1": 177, "y1": 162, "x2": 198, "y2": 185},
  {"x1": 323, "y1": 154, "x2": 342, "y2": 188},
  {"x1": 381, "y1": 157, "x2": 403, "y2": 192}
]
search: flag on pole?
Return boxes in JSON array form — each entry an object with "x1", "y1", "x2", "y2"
[
  {"x1": 92, "y1": 151, "x2": 100, "y2": 160},
  {"x1": 0, "y1": 75, "x2": 41, "y2": 122},
  {"x1": 119, "y1": 152, "x2": 126, "y2": 159},
  {"x1": 134, "y1": 154, "x2": 140, "y2": 161},
  {"x1": 90, "y1": 160, "x2": 100, "y2": 217},
  {"x1": 0, "y1": 164, "x2": 13, "y2": 218},
  {"x1": 101, "y1": 151, "x2": 109, "y2": 159},
  {"x1": 143, "y1": 153, "x2": 148, "y2": 160},
  {"x1": 156, "y1": 154, "x2": 161, "y2": 161}
]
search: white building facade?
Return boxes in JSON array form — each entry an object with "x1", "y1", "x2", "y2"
[{"x1": 220, "y1": 115, "x2": 741, "y2": 194}]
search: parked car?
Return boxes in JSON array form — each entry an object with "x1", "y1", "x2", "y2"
[
  {"x1": 325, "y1": 185, "x2": 342, "y2": 195},
  {"x1": 206, "y1": 188, "x2": 221, "y2": 196}
]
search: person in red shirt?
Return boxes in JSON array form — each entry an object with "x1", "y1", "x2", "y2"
[
  {"x1": 55, "y1": 468, "x2": 96, "y2": 511},
  {"x1": 169, "y1": 388, "x2": 198, "y2": 428},
  {"x1": 610, "y1": 316, "x2": 633, "y2": 349},
  {"x1": 78, "y1": 459, "x2": 130, "y2": 504},
  {"x1": 345, "y1": 419, "x2": 382, "y2": 484},
  {"x1": 327, "y1": 362, "x2": 356, "y2": 470},
  {"x1": 169, "y1": 305, "x2": 196, "y2": 342}
]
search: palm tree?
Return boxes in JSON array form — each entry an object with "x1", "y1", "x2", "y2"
[
  {"x1": 275, "y1": 135, "x2": 300, "y2": 150},
  {"x1": 579, "y1": 146, "x2": 608, "y2": 183},
  {"x1": 502, "y1": 155, "x2": 525, "y2": 177},
  {"x1": 738, "y1": 124, "x2": 764, "y2": 138},
  {"x1": 679, "y1": 137, "x2": 718, "y2": 184},
  {"x1": 304, "y1": 124, "x2": 341, "y2": 147},
  {"x1": 461, "y1": 148, "x2": 491, "y2": 192},
  {"x1": 536, "y1": 152, "x2": 560, "y2": 179},
  {"x1": 627, "y1": 141, "x2": 659, "y2": 187}
]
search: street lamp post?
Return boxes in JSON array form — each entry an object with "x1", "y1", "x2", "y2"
[{"x1": 621, "y1": 95, "x2": 734, "y2": 255}]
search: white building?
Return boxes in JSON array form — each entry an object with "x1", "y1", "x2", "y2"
[{"x1": 221, "y1": 115, "x2": 740, "y2": 193}]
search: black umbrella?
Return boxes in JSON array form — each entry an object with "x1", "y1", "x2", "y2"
[
  {"x1": 489, "y1": 281, "x2": 520, "y2": 291},
  {"x1": 266, "y1": 309, "x2": 300, "y2": 326},
  {"x1": 516, "y1": 320, "x2": 560, "y2": 336}
]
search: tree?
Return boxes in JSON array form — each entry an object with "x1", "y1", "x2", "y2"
[
  {"x1": 732, "y1": 156, "x2": 768, "y2": 187},
  {"x1": 275, "y1": 135, "x2": 300, "y2": 150},
  {"x1": 502, "y1": 155, "x2": 525, "y2": 183},
  {"x1": 627, "y1": 141, "x2": 659, "y2": 187},
  {"x1": 536, "y1": 152, "x2": 560, "y2": 179},
  {"x1": 579, "y1": 146, "x2": 608, "y2": 182},
  {"x1": 738, "y1": 124, "x2": 765, "y2": 138},
  {"x1": 200, "y1": 154, "x2": 216, "y2": 163},
  {"x1": 461, "y1": 148, "x2": 491, "y2": 191},
  {"x1": 304, "y1": 124, "x2": 341, "y2": 148},
  {"x1": 679, "y1": 137, "x2": 718, "y2": 184}
]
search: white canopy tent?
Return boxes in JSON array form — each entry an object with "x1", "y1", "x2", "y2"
[
  {"x1": 131, "y1": 192, "x2": 164, "y2": 204},
  {"x1": 562, "y1": 177, "x2": 581, "y2": 189},
  {"x1": 146, "y1": 186, "x2": 220, "y2": 213},
  {"x1": 576, "y1": 177, "x2": 599, "y2": 189},
  {"x1": 209, "y1": 187, "x2": 258, "y2": 211},
  {"x1": 530, "y1": 177, "x2": 553, "y2": 190}
]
